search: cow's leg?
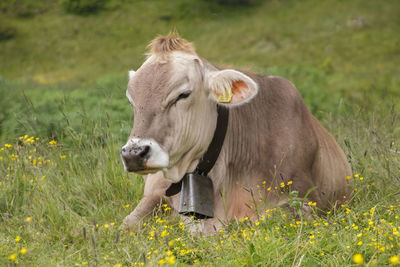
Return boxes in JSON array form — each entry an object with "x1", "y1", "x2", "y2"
[
  {"x1": 310, "y1": 127, "x2": 352, "y2": 209},
  {"x1": 181, "y1": 217, "x2": 224, "y2": 235},
  {"x1": 121, "y1": 171, "x2": 171, "y2": 231}
]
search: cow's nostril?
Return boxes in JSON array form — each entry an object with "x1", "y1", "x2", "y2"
[
  {"x1": 138, "y1": 145, "x2": 150, "y2": 158},
  {"x1": 122, "y1": 147, "x2": 126, "y2": 153}
]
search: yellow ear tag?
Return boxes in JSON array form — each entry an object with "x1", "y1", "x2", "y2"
[{"x1": 217, "y1": 90, "x2": 233, "y2": 103}]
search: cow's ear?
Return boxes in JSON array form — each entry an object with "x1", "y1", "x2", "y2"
[
  {"x1": 128, "y1": 70, "x2": 136, "y2": 80},
  {"x1": 207, "y1": 69, "x2": 258, "y2": 106}
]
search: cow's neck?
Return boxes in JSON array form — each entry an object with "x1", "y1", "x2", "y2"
[
  {"x1": 209, "y1": 99, "x2": 267, "y2": 192},
  {"x1": 195, "y1": 104, "x2": 229, "y2": 175},
  {"x1": 165, "y1": 104, "x2": 229, "y2": 196}
]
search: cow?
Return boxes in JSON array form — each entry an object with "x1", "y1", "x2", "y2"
[{"x1": 120, "y1": 33, "x2": 352, "y2": 233}]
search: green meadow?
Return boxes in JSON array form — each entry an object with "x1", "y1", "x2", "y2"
[{"x1": 1, "y1": 0, "x2": 399, "y2": 265}]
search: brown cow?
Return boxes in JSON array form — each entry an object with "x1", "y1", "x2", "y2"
[{"x1": 120, "y1": 33, "x2": 351, "y2": 233}]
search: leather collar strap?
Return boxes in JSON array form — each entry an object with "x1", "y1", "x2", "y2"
[{"x1": 165, "y1": 105, "x2": 229, "y2": 197}]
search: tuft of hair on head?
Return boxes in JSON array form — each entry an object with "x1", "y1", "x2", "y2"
[{"x1": 148, "y1": 32, "x2": 196, "y2": 56}]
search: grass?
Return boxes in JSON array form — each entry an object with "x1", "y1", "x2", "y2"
[
  {"x1": 1, "y1": 0, "x2": 400, "y2": 142},
  {"x1": 0, "y1": 112, "x2": 399, "y2": 266},
  {"x1": 0, "y1": 0, "x2": 400, "y2": 265}
]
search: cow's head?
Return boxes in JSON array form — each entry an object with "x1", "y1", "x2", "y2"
[{"x1": 121, "y1": 33, "x2": 258, "y2": 182}]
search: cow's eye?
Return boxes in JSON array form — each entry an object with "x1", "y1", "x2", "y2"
[{"x1": 173, "y1": 92, "x2": 191, "y2": 104}]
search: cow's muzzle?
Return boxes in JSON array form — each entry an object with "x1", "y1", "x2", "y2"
[{"x1": 121, "y1": 138, "x2": 169, "y2": 173}]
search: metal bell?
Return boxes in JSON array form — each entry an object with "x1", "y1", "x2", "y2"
[{"x1": 178, "y1": 173, "x2": 214, "y2": 219}]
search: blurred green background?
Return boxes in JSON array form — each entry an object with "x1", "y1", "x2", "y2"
[{"x1": 0, "y1": 0, "x2": 399, "y2": 142}]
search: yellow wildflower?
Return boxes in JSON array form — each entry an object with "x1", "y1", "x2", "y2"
[
  {"x1": 353, "y1": 254, "x2": 364, "y2": 264},
  {"x1": 161, "y1": 229, "x2": 169, "y2": 237},
  {"x1": 9, "y1": 254, "x2": 17, "y2": 261},
  {"x1": 390, "y1": 256, "x2": 399, "y2": 264},
  {"x1": 15, "y1": 235, "x2": 21, "y2": 242},
  {"x1": 49, "y1": 140, "x2": 57, "y2": 146},
  {"x1": 165, "y1": 251, "x2": 173, "y2": 256},
  {"x1": 167, "y1": 255, "x2": 176, "y2": 264},
  {"x1": 20, "y1": 248, "x2": 27, "y2": 255},
  {"x1": 26, "y1": 217, "x2": 32, "y2": 222}
]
